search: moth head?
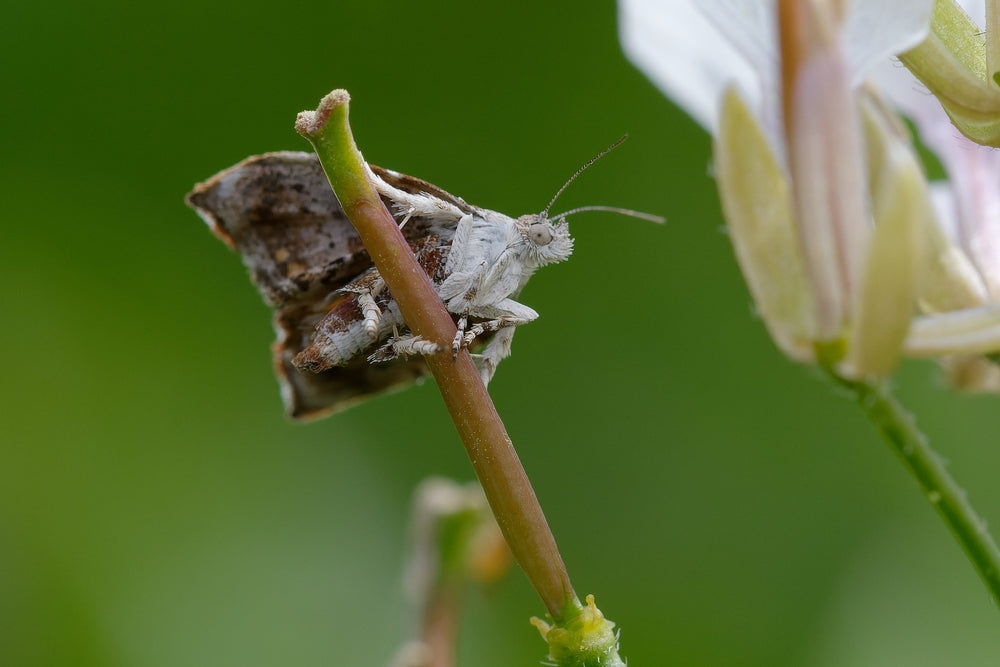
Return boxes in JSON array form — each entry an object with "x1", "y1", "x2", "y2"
[{"x1": 518, "y1": 215, "x2": 574, "y2": 265}]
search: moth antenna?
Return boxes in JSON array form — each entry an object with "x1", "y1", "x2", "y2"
[
  {"x1": 541, "y1": 135, "x2": 629, "y2": 220},
  {"x1": 553, "y1": 205, "x2": 665, "y2": 225}
]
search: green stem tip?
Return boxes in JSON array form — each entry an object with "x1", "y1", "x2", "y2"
[{"x1": 531, "y1": 595, "x2": 624, "y2": 667}]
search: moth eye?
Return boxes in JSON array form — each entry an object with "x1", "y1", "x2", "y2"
[{"x1": 529, "y1": 223, "x2": 553, "y2": 246}]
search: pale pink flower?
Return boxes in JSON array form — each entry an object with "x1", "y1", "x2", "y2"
[{"x1": 620, "y1": 0, "x2": 937, "y2": 376}]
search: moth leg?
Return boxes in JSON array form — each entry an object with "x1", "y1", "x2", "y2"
[
  {"x1": 368, "y1": 331, "x2": 441, "y2": 363},
  {"x1": 444, "y1": 258, "x2": 491, "y2": 358},
  {"x1": 460, "y1": 314, "x2": 532, "y2": 348},
  {"x1": 462, "y1": 299, "x2": 537, "y2": 344},
  {"x1": 342, "y1": 271, "x2": 387, "y2": 340},
  {"x1": 392, "y1": 334, "x2": 441, "y2": 357},
  {"x1": 451, "y1": 310, "x2": 470, "y2": 360},
  {"x1": 455, "y1": 299, "x2": 539, "y2": 383},
  {"x1": 397, "y1": 204, "x2": 416, "y2": 228}
]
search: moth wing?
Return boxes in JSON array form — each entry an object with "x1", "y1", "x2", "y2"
[
  {"x1": 186, "y1": 151, "x2": 374, "y2": 309},
  {"x1": 186, "y1": 151, "x2": 471, "y2": 419},
  {"x1": 186, "y1": 151, "x2": 473, "y2": 307},
  {"x1": 273, "y1": 300, "x2": 429, "y2": 421}
]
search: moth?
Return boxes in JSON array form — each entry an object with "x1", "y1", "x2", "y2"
[{"x1": 186, "y1": 141, "x2": 659, "y2": 420}]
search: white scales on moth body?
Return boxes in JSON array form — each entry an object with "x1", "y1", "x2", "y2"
[
  {"x1": 338, "y1": 137, "x2": 661, "y2": 383},
  {"x1": 358, "y1": 162, "x2": 576, "y2": 380}
]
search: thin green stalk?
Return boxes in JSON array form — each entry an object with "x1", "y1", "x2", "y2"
[{"x1": 827, "y1": 369, "x2": 1000, "y2": 606}]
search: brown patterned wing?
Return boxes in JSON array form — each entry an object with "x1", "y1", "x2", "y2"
[
  {"x1": 185, "y1": 151, "x2": 469, "y2": 420},
  {"x1": 187, "y1": 151, "x2": 374, "y2": 308},
  {"x1": 272, "y1": 299, "x2": 431, "y2": 421}
]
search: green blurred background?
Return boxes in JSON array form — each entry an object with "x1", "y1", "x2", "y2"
[{"x1": 3, "y1": 1, "x2": 999, "y2": 665}]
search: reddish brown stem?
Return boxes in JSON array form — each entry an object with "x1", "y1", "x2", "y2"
[{"x1": 295, "y1": 90, "x2": 577, "y2": 620}]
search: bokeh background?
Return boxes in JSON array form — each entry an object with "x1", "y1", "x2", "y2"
[{"x1": 3, "y1": 1, "x2": 1000, "y2": 665}]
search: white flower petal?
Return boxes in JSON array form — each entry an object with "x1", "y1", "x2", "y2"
[
  {"x1": 787, "y1": 48, "x2": 869, "y2": 339},
  {"x1": 874, "y1": 35, "x2": 1000, "y2": 300},
  {"x1": 846, "y1": 105, "x2": 926, "y2": 377},
  {"x1": 918, "y1": 186, "x2": 991, "y2": 312},
  {"x1": 698, "y1": 0, "x2": 782, "y2": 144},
  {"x1": 957, "y1": 0, "x2": 986, "y2": 27},
  {"x1": 698, "y1": 0, "x2": 778, "y2": 97},
  {"x1": 929, "y1": 182, "x2": 960, "y2": 241},
  {"x1": 622, "y1": 0, "x2": 935, "y2": 148},
  {"x1": 843, "y1": 0, "x2": 934, "y2": 84},
  {"x1": 906, "y1": 304, "x2": 1000, "y2": 355},
  {"x1": 714, "y1": 87, "x2": 816, "y2": 359},
  {"x1": 619, "y1": 0, "x2": 760, "y2": 131},
  {"x1": 940, "y1": 138, "x2": 1000, "y2": 298}
]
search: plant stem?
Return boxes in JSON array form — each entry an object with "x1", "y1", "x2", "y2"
[
  {"x1": 828, "y1": 370, "x2": 1000, "y2": 606},
  {"x1": 422, "y1": 585, "x2": 461, "y2": 667},
  {"x1": 295, "y1": 90, "x2": 578, "y2": 620}
]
